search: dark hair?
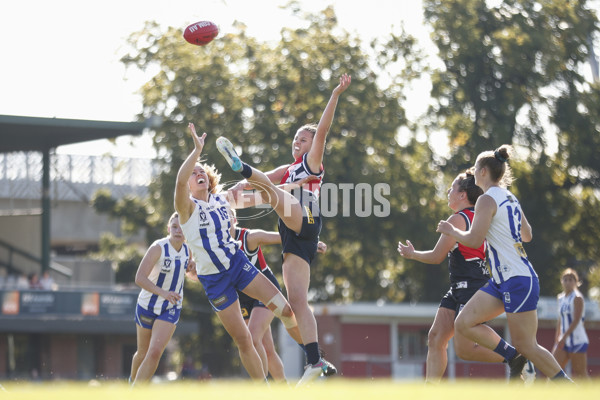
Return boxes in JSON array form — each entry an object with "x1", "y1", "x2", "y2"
[
  {"x1": 457, "y1": 168, "x2": 483, "y2": 205},
  {"x1": 476, "y1": 144, "x2": 514, "y2": 187}
]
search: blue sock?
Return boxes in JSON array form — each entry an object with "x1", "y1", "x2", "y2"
[
  {"x1": 305, "y1": 342, "x2": 320, "y2": 365},
  {"x1": 493, "y1": 339, "x2": 517, "y2": 362},
  {"x1": 240, "y1": 162, "x2": 253, "y2": 179},
  {"x1": 551, "y1": 370, "x2": 573, "y2": 382}
]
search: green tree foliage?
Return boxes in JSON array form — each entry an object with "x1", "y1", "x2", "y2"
[
  {"x1": 112, "y1": 5, "x2": 451, "y2": 376},
  {"x1": 423, "y1": 0, "x2": 600, "y2": 292}
]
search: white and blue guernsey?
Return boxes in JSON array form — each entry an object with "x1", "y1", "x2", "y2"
[
  {"x1": 137, "y1": 237, "x2": 190, "y2": 314},
  {"x1": 180, "y1": 193, "x2": 239, "y2": 275},
  {"x1": 485, "y1": 186, "x2": 537, "y2": 283}
]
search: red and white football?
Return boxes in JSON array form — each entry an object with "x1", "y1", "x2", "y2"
[{"x1": 183, "y1": 21, "x2": 219, "y2": 46}]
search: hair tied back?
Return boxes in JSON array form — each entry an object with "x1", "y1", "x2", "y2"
[{"x1": 494, "y1": 150, "x2": 507, "y2": 163}]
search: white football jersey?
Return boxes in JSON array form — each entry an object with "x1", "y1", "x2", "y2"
[
  {"x1": 558, "y1": 290, "x2": 589, "y2": 347},
  {"x1": 485, "y1": 186, "x2": 537, "y2": 283},
  {"x1": 180, "y1": 193, "x2": 239, "y2": 275},
  {"x1": 137, "y1": 237, "x2": 190, "y2": 313}
]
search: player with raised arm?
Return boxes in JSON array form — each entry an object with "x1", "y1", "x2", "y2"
[{"x1": 217, "y1": 74, "x2": 351, "y2": 385}]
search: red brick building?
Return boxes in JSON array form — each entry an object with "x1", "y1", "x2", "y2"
[{"x1": 312, "y1": 298, "x2": 600, "y2": 379}]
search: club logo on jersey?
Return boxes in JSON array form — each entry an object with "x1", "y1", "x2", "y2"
[
  {"x1": 198, "y1": 210, "x2": 210, "y2": 228},
  {"x1": 242, "y1": 262, "x2": 253, "y2": 272},
  {"x1": 504, "y1": 292, "x2": 511, "y2": 304},
  {"x1": 162, "y1": 258, "x2": 172, "y2": 272},
  {"x1": 456, "y1": 281, "x2": 467, "y2": 289}
]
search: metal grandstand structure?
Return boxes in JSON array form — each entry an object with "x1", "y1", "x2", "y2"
[{"x1": 0, "y1": 152, "x2": 160, "y2": 215}]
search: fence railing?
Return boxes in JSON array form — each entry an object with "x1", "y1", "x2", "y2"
[{"x1": 0, "y1": 152, "x2": 164, "y2": 202}]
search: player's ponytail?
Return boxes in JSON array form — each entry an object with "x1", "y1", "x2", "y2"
[{"x1": 477, "y1": 144, "x2": 514, "y2": 187}]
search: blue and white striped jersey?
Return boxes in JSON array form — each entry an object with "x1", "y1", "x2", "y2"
[
  {"x1": 485, "y1": 186, "x2": 537, "y2": 283},
  {"x1": 558, "y1": 290, "x2": 589, "y2": 347},
  {"x1": 137, "y1": 237, "x2": 190, "y2": 313},
  {"x1": 180, "y1": 193, "x2": 239, "y2": 275}
]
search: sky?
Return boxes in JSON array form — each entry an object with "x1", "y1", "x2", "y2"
[
  {"x1": 1, "y1": 0, "x2": 434, "y2": 158},
  {"x1": 2, "y1": 1, "x2": 598, "y2": 159}
]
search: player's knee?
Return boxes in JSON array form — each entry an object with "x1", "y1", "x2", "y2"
[
  {"x1": 267, "y1": 293, "x2": 297, "y2": 329},
  {"x1": 145, "y1": 347, "x2": 163, "y2": 362},
  {"x1": 454, "y1": 315, "x2": 468, "y2": 335},
  {"x1": 233, "y1": 330, "x2": 254, "y2": 350},
  {"x1": 427, "y1": 328, "x2": 446, "y2": 349}
]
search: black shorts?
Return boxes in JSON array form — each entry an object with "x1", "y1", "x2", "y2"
[
  {"x1": 278, "y1": 191, "x2": 322, "y2": 264},
  {"x1": 439, "y1": 285, "x2": 483, "y2": 316},
  {"x1": 238, "y1": 268, "x2": 282, "y2": 320}
]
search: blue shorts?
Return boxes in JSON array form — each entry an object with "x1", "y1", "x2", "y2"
[
  {"x1": 198, "y1": 250, "x2": 259, "y2": 312},
  {"x1": 135, "y1": 303, "x2": 181, "y2": 329},
  {"x1": 564, "y1": 343, "x2": 588, "y2": 353},
  {"x1": 238, "y1": 267, "x2": 282, "y2": 319},
  {"x1": 479, "y1": 275, "x2": 539, "y2": 313}
]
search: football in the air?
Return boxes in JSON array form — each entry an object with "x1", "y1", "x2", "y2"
[{"x1": 183, "y1": 21, "x2": 219, "y2": 46}]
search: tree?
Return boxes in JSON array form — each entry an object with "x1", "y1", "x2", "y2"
[
  {"x1": 113, "y1": 5, "x2": 442, "y2": 375},
  {"x1": 423, "y1": 0, "x2": 600, "y2": 292}
]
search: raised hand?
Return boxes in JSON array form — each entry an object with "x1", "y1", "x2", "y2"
[
  {"x1": 188, "y1": 122, "x2": 207, "y2": 153},
  {"x1": 333, "y1": 73, "x2": 352, "y2": 96}
]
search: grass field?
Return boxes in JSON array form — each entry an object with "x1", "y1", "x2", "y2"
[{"x1": 2, "y1": 379, "x2": 599, "y2": 400}]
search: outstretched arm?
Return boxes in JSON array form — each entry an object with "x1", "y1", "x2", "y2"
[
  {"x1": 437, "y1": 195, "x2": 495, "y2": 249},
  {"x1": 306, "y1": 73, "x2": 351, "y2": 172},
  {"x1": 175, "y1": 123, "x2": 206, "y2": 223},
  {"x1": 398, "y1": 213, "x2": 466, "y2": 264}
]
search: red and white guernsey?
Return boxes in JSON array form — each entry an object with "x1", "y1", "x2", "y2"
[{"x1": 280, "y1": 153, "x2": 324, "y2": 198}]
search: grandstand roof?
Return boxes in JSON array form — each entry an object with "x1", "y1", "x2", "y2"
[{"x1": 0, "y1": 114, "x2": 146, "y2": 153}]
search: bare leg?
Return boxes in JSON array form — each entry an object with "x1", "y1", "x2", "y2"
[
  {"x1": 216, "y1": 301, "x2": 266, "y2": 381},
  {"x1": 130, "y1": 325, "x2": 152, "y2": 381},
  {"x1": 507, "y1": 310, "x2": 563, "y2": 378},
  {"x1": 247, "y1": 307, "x2": 273, "y2": 378},
  {"x1": 133, "y1": 320, "x2": 176, "y2": 384},
  {"x1": 453, "y1": 330, "x2": 505, "y2": 363},
  {"x1": 249, "y1": 307, "x2": 286, "y2": 382},
  {"x1": 242, "y1": 273, "x2": 302, "y2": 343},
  {"x1": 425, "y1": 307, "x2": 455, "y2": 383},
  {"x1": 570, "y1": 353, "x2": 589, "y2": 379},
  {"x1": 454, "y1": 291, "x2": 506, "y2": 349},
  {"x1": 244, "y1": 166, "x2": 304, "y2": 233},
  {"x1": 263, "y1": 325, "x2": 286, "y2": 382},
  {"x1": 282, "y1": 253, "x2": 318, "y2": 345},
  {"x1": 552, "y1": 346, "x2": 570, "y2": 370}
]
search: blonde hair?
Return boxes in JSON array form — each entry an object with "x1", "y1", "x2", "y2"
[{"x1": 196, "y1": 161, "x2": 222, "y2": 194}]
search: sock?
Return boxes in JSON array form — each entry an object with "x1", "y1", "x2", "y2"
[
  {"x1": 240, "y1": 162, "x2": 253, "y2": 179},
  {"x1": 305, "y1": 342, "x2": 320, "y2": 365},
  {"x1": 493, "y1": 339, "x2": 517, "y2": 362},
  {"x1": 298, "y1": 343, "x2": 307, "y2": 356},
  {"x1": 551, "y1": 370, "x2": 573, "y2": 382}
]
